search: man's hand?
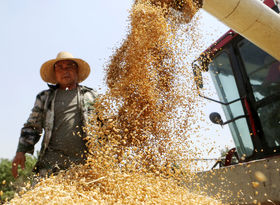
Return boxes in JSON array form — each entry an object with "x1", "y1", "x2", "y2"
[{"x1": 12, "y1": 152, "x2": 26, "y2": 178}]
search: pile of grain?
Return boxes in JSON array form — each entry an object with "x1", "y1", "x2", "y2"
[
  {"x1": 8, "y1": 1, "x2": 223, "y2": 204},
  {"x1": 9, "y1": 164, "x2": 222, "y2": 205}
]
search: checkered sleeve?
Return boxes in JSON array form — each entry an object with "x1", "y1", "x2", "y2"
[{"x1": 16, "y1": 92, "x2": 45, "y2": 154}]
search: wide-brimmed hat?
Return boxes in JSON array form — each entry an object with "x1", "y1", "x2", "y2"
[{"x1": 40, "y1": 51, "x2": 91, "y2": 84}]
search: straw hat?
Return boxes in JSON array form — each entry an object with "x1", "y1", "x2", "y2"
[{"x1": 40, "y1": 51, "x2": 91, "y2": 84}]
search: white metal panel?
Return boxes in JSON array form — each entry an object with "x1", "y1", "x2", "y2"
[{"x1": 203, "y1": 0, "x2": 280, "y2": 60}]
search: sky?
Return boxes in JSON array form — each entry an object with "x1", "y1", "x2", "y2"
[{"x1": 0, "y1": 0, "x2": 233, "y2": 163}]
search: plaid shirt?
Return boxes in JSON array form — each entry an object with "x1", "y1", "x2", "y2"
[{"x1": 16, "y1": 85, "x2": 98, "y2": 161}]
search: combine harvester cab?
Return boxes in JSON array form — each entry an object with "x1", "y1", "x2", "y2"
[{"x1": 192, "y1": 0, "x2": 280, "y2": 204}]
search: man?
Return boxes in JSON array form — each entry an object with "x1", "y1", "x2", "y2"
[{"x1": 12, "y1": 51, "x2": 98, "y2": 178}]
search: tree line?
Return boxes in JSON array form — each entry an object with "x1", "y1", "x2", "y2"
[{"x1": 0, "y1": 155, "x2": 36, "y2": 204}]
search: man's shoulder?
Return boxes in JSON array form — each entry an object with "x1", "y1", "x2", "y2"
[
  {"x1": 36, "y1": 86, "x2": 56, "y2": 100},
  {"x1": 79, "y1": 85, "x2": 98, "y2": 97},
  {"x1": 79, "y1": 85, "x2": 94, "y2": 92}
]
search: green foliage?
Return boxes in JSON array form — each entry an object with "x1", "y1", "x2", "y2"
[
  {"x1": 220, "y1": 147, "x2": 230, "y2": 158},
  {"x1": 0, "y1": 155, "x2": 37, "y2": 203}
]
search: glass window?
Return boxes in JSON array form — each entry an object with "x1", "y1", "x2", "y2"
[
  {"x1": 209, "y1": 52, "x2": 254, "y2": 158},
  {"x1": 257, "y1": 103, "x2": 280, "y2": 148},
  {"x1": 238, "y1": 39, "x2": 280, "y2": 149},
  {"x1": 238, "y1": 40, "x2": 280, "y2": 101}
]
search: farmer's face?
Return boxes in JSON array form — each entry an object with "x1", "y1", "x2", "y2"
[{"x1": 54, "y1": 60, "x2": 78, "y2": 88}]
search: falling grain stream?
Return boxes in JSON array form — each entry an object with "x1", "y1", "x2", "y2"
[{"x1": 8, "y1": 1, "x2": 223, "y2": 204}]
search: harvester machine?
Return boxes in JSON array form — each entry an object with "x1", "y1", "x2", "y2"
[{"x1": 191, "y1": 0, "x2": 280, "y2": 204}]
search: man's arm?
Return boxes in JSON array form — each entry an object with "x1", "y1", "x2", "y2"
[{"x1": 12, "y1": 92, "x2": 45, "y2": 178}]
